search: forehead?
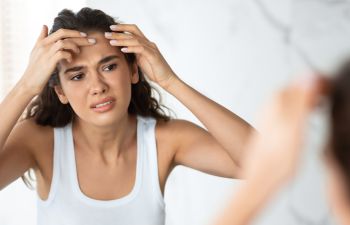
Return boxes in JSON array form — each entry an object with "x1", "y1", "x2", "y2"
[{"x1": 59, "y1": 31, "x2": 123, "y2": 69}]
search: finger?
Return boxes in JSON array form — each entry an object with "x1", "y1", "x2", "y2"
[
  {"x1": 65, "y1": 37, "x2": 96, "y2": 46},
  {"x1": 293, "y1": 74, "x2": 320, "y2": 112},
  {"x1": 43, "y1": 28, "x2": 88, "y2": 45},
  {"x1": 110, "y1": 24, "x2": 147, "y2": 39},
  {"x1": 36, "y1": 25, "x2": 48, "y2": 42},
  {"x1": 52, "y1": 50, "x2": 73, "y2": 63},
  {"x1": 51, "y1": 39, "x2": 80, "y2": 55},
  {"x1": 275, "y1": 75, "x2": 319, "y2": 125},
  {"x1": 275, "y1": 86, "x2": 308, "y2": 121},
  {"x1": 120, "y1": 46, "x2": 154, "y2": 57},
  {"x1": 104, "y1": 32, "x2": 133, "y2": 40},
  {"x1": 109, "y1": 38, "x2": 144, "y2": 47}
]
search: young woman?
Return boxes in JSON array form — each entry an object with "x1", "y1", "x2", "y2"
[
  {"x1": 0, "y1": 7, "x2": 252, "y2": 225},
  {"x1": 213, "y1": 62, "x2": 350, "y2": 225}
]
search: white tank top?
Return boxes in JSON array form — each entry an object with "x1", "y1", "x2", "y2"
[{"x1": 37, "y1": 116, "x2": 166, "y2": 225}]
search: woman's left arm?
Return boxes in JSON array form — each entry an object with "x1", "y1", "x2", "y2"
[
  {"x1": 106, "y1": 24, "x2": 253, "y2": 177},
  {"x1": 162, "y1": 75, "x2": 253, "y2": 167}
]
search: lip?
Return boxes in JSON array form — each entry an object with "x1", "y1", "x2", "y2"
[
  {"x1": 91, "y1": 100, "x2": 115, "y2": 113},
  {"x1": 90, "y1": 97, "x2": 116, "y2": 109},
  {"x1": 90, "y1": 97, "x2": 116, "y2": 113}
]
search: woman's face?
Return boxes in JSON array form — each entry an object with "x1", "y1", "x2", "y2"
[{"x1": 55, "y1": 31, "x2": 138, "y2": 126}]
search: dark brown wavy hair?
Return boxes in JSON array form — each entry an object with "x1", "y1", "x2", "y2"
[
  {"x1": 329, "y1": 59, "x2": 350, "y2": 200},
  {"x1": 22, "y1": 7, "x2": 172, "y2": 188},
  {"x1": 25, "y1": 7, "x2": 171, "y2": 126}
]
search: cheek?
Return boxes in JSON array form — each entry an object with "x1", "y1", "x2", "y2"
[
  {"x1": 61, "y1": 85, "x2": 87, "y2": 108},
  {"x1": 68, "y1": 93, "x2": 87, "y2": 111},
  {"x1": 109, "y1": 70, "x2": 133, "y2": 93},
  {"x1": 111, "y1": 78, "x2": 132, "y2": 104}
]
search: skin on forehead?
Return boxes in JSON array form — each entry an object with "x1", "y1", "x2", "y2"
[{"x1": 58, "y1": 31, "x2": 125, "y2": 76}]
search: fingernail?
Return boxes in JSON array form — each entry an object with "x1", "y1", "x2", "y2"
[
  {"x1": 110, "y1": 40, "x2": 118, "y2": 45},
  {"x1": 88, "y1": 38, "x2": 96, "y2": 44},
  {"x1": 105, "y1": 32, "x2": 112, "y2": 37},
  {"x1": 121, "y1": 47, "x2": 128, "y2": 52},
  {"x1": 110, "y1": 25, "x2": 118, "y2": 30},
  {"x1": 80, "y1": 32, "x2": 87, "y2": 37}
]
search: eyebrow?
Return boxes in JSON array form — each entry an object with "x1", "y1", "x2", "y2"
[{"x1": 63, "y1": 55, "x2": 120, "y2": 74}]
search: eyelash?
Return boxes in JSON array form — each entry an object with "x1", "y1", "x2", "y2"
[{"x1": 70, "y1": 63, "x2": 118, "y2": 81}]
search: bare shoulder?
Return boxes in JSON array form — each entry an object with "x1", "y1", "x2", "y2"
[
  {"x1": 155, "y1": 118, "x2": 205, "y2": 152},
  {"x1": 0, "y1": 118, "x2": 54, "y2": 189},
  {"x1": 13, "y1": 118, "x2": 53, "y2": 146},
  {"x1": 9, "y1": 118, "x2": 54, "y2": 166},
  {"x1": 154, "y1": 119, "x2": 210, "y2": 183},
  {"x1": 156, "y1": 118, "x2": 201, "y2": 131},
  {"x1": 153, "y1": 119, "x2": 201, "y2": 188},
  {"x1": 156, "y1": 119, "x2": 205, "y2": 139}
]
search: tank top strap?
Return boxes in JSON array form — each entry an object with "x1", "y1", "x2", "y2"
[
  {"x1": 37, "y1": 123, "x2": 71, "y2": 206},
  {"x1": 56, "y1": 122, "x2": 74, "y2": 189},
  {"x1": 137, "y1": 116, "x2": 165, "y2": 207}
]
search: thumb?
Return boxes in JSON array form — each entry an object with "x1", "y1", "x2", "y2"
[
  {"x1": 36, "y1": 25, "x2": 48, "y2": 41},
  {"x1": 292, "y1": 73, "x2": 320, "y2": 115}
]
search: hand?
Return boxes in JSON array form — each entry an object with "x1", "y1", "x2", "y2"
[
  {"x1": 241, "y1": 75, "x2": 321, "y2": 191},
  {"x1": 105, "y1": 24, "x2": 177, "y2": 88},
  {"x1": 21, "y1": 25, "x2": 95, "y2": 94}
]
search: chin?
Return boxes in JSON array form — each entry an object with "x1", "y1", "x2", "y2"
[
  {"x1": 89, "y1": 110, "x2": 130, "y2": 127},
  {"x1": 90, "y1": 114, "x2": 121, "y2": 127}
]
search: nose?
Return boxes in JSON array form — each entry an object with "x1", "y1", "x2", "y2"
[{"x1": 88, "y1": 71, "x2": 108, "y2": 95}]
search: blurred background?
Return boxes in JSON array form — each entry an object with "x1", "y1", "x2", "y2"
[{"x1": 1, "y1": 0, "x2": 350, "y2": 224}]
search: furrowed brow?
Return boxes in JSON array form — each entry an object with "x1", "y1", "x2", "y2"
[
  {"x1": 98, "y1": 55, "x2": 119, "y2": 65},
  {"x1": 63, "y1": 55, "x2": 119, "y2": 74},
  {"x1": 64, "y1": 66, "x2": 84, "y2": 74}
]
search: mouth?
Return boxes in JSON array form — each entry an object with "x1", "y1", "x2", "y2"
[
  {"x1": 90, "y1": 97, "x2": 116, "y2": 113},
  {"x1": 92, "y1": 100, "x2": 114, "y2": 108}
]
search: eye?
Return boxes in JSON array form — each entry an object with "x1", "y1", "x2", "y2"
[
  {"x1": 103, "y1": 63, "x2": 117, "y2": 72},
  {"x1": 71, "y1": 73, "x2": 84, "y2": 81}
]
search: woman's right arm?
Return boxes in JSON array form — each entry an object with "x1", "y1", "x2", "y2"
[
  {"x1": 0, "y1": 25, "x2": 94, "y2": 190},
  {"x1": 0, "y1": 79, "x2": 39, "y2": 190}
]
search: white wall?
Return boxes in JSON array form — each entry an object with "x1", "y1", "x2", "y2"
[{"x1": 1, "y1": 0, "x2": 350, "y2": 224}]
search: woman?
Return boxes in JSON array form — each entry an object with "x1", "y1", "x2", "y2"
[
  {"x1": 214, "y1": 62, "x2": 350, "y2": 225},
  {"x1": 0, "y1": 7, "x2": 252, "y2": 225}
]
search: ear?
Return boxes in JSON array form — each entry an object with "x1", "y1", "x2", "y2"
[
  {"x1": 130, "y1": 63, "x2": 139, "y2": 84},
  {"x1": 54, "y1": 85, "x2": 69, "y2": 104}
]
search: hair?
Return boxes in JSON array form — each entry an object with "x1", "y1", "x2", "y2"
[
  {"x1": 22, "y1": 7, "x2": 172, "y2": 188},
  {"x1": 25, "y1": 7, "x2": 171, "y2": 125},
  {"x1": 330, "y1": 59, "x2": 350, "y2": 200}
]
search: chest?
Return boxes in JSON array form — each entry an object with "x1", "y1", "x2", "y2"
[
  {"x1": 73, "y1": 147, "x2": 138, "y2": 200},
  {"x1": 34, "y1": 127, "x2": 175, "y2": 201}
]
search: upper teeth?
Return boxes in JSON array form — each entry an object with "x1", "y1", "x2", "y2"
[{"x1": 95, "y1": 101, "x2": 112, "y2": 108}]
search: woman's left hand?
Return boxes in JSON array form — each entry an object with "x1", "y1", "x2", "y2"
[{"x1": 105, "y1": 24, "x2": 176, "y2": 88}]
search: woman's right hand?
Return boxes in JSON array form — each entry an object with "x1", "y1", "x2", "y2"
[{"x1": 20, "y1": 25, "x2": 95, "y2": 95}]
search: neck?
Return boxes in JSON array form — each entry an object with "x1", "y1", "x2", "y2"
[{"x1": 72, "y1": 114, "x2": 137, "y2": 159}]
